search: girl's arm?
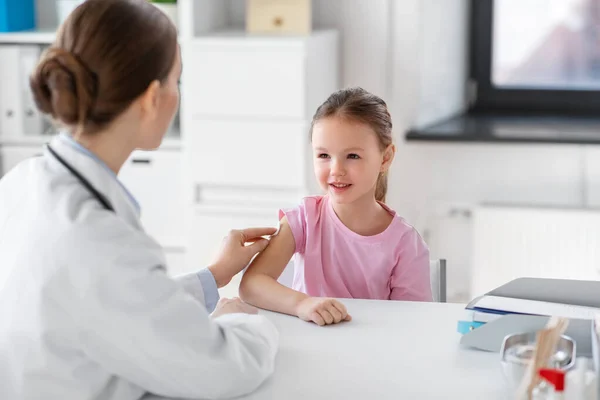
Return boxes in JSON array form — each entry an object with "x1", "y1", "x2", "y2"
[
  {"x1": 240, "y1": 217, "x2": 351, "y2": 325},
  {"x1": 390, "y1": 229, "x2": 433, "y2": 302},
  {"x1": 239, "y1": 217, "x2": 307, "y2": 315}
]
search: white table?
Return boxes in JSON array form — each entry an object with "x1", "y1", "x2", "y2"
[{"x1": 148, "y1": 300, "x2": 510, "y2": 400}]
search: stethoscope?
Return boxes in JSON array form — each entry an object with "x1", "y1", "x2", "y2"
[{"x1": 46, "y1": 144, "x2": 115, "y2": 212}]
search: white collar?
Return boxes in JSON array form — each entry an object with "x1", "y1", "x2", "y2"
[
  {"x1": 57, "y1": 133, "x2": 141, "y2": 213},
  {"x1": 45, "y1": 134, "x2": 142, "y2": 225}
]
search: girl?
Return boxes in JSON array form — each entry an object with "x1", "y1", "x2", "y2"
[{"x1": 240, "y1": 87, "x2": 432, "y2": 326}]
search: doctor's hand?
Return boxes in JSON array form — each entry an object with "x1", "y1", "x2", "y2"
[
  {"x1": 211, "y1": 297, "x2": 258, "y2": 319},
  {"x1": 295, "y1": 297, "x2": 352, "y2": 326},
  {"x1": 208, "y1": 227, "x2": 277, "y2": 288}
]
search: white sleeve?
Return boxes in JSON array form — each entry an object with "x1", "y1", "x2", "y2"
[
  {"x1": 176, "y1": 269, "x2": 220, "y2": 312},
  {"x1": 77, "y1": 241, "x2": 279, "y2": 400}
]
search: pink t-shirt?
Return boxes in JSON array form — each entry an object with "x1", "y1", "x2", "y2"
[{"x1": 279, "y1": 196, "x2": 432, "y2": 301}]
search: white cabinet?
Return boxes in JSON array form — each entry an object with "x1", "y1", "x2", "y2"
[
  {"x1": 118, "y1": 148, "x2": 185, "y2": 249},
  {"x1": 0, "y1": 145, "x2": 42, "y2": 175},
  {"x1": 184, "y1": 38, "x2": 307, "y2": 119},
  {"x1": 186, "y1": 119, "x2": 309, "y2": 188},
  {"x1": 0, "y1": 141, "x2": 186, "y2": 254},
  {"x1": 182, "y1": 30, "x2": 339, "y2": 124},
  {"x1": 181, "y1": 30, "x2": 339, "y2": 268}
]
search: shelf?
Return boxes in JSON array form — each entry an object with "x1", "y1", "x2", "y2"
[
  {"x1": 0, "y1": 29, "x2": 187, "y2": 46},
  {"x1": 406, "y1": 112, "x2": 600, "y2": 145},
  {"x1": 0, "y1": 135, "x2": 54, "y2": 146},
  {"x1": 0, "y1": 134, "x2": 181, "y2": 150},
  {"x1": 0, "y1": 29, "x2": 56, "y2": 45},
  {"x1": 190, "y1": 29, "x2": 336, "y2": 44}
]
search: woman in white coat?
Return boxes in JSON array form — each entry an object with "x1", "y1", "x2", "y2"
[{"x1": 0, "y1": 0, "x2": 279, "y2": 399}]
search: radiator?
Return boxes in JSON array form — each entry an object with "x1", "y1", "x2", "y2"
[{"x1": 470, "y1": 205, "x2": 600, "y2": 296}]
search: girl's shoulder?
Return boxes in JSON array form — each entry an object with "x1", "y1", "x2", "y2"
[
  {"x1": 379, "y1": 204, "x2": 428, "y2": 248},
  {"x1": 278, "y1": 195, "x2": 327, "y2": 223},
  {"x1": 300, "y1": 195, "x2": 327, "y2": 209}
]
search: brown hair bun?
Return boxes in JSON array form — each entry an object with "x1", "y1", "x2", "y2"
[{"x1": 30, "y1": 47, "x2": 97, "y2": 127}]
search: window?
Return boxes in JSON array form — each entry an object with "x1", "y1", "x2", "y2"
[{"x1": 470, "y1": 0, "x2": 600, "y2": 114}]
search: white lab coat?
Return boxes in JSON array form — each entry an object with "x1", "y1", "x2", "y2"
[{"x1": 0, "y1": 135, "x2": 279, "y2": 400}]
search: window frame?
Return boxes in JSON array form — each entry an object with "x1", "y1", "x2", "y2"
[{"x1": 469, "y1": 0, "x2": 600, "y2": 115}]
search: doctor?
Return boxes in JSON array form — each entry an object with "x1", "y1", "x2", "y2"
[{"x1": 0, "y1": 0, "x2": 279, "y2": 399}]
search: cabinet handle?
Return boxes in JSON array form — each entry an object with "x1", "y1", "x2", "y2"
[{"x1": 131, "y1": 158, "x2": 151, "y2": 164}]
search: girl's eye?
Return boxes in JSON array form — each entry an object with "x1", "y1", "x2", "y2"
[
  {"x1": 348, "y1": 153, "x2": 360, "y2": 159},
  {"x1": 318, "y1": 153, "x2": 330, "y2": 159}
]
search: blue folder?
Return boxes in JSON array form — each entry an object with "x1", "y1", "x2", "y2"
[{"x1": 0, "y1": 0, "x2": 36, "y2": 32}]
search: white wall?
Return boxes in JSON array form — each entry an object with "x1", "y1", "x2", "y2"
[
  {"x1": 414, "y1": 0, "x2": 470, "y2": 128},
  {"x1": 228, "y1": 0, "x2": 392, "y2": 99},
  {"x1": 312, "y1": 0, "x2": 392, "y2": 99},
  {"x1": 389, "y1": 0, "x2": 473, "y2": 227},
  {"x1": 395, "y1": 142, "x2": 588, "y2": 301},
  {"x1": 36, "y1": 0, "x2": 57, "y2": 29}
]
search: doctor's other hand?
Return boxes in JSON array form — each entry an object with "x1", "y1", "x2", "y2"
[
  {"x1": 208, "y1": 227, "x2": 277, "y2": 288},
  {"x1": 295, "y1": 297, "x2": 352, "y2": 326},
  {"x1": 211, "y1": 297, "x2": 258, "y2": 319}
]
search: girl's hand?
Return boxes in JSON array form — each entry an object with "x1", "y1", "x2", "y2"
[{"x1": 295, "y1": 297, "x2": 352, "y2": 326}]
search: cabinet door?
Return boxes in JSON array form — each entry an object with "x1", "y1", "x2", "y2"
[
  {"x1": 0, "y1": 145, "x2": 42, "y2": 175},
  {"x1": 118, "y1": 149, "x2": 185, "y2": 248},
  {"x1": 184, "y1": 41, "x2": 306, "y2": 119},
  {"x1": 186, "y1": 119, "x2": 310, "y2": 189}
]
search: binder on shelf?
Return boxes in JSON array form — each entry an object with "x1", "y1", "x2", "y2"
[
  {"x1": 0, "y1": 46, "x2": 19, "y2": 139},
  {"x1": 0, "y1": 0, "x2": 36, "y2": 32},
  {"x1": 19, "y1": 45, "x2": 43, "y2": 137},
  {"x1": 0, "y1": 45, "x2": 43, "y2": 141}
]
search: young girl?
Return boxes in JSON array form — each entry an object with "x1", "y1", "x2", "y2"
[{"x1": 239, "y1": 87, "x2": 432, "y2": 326}]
